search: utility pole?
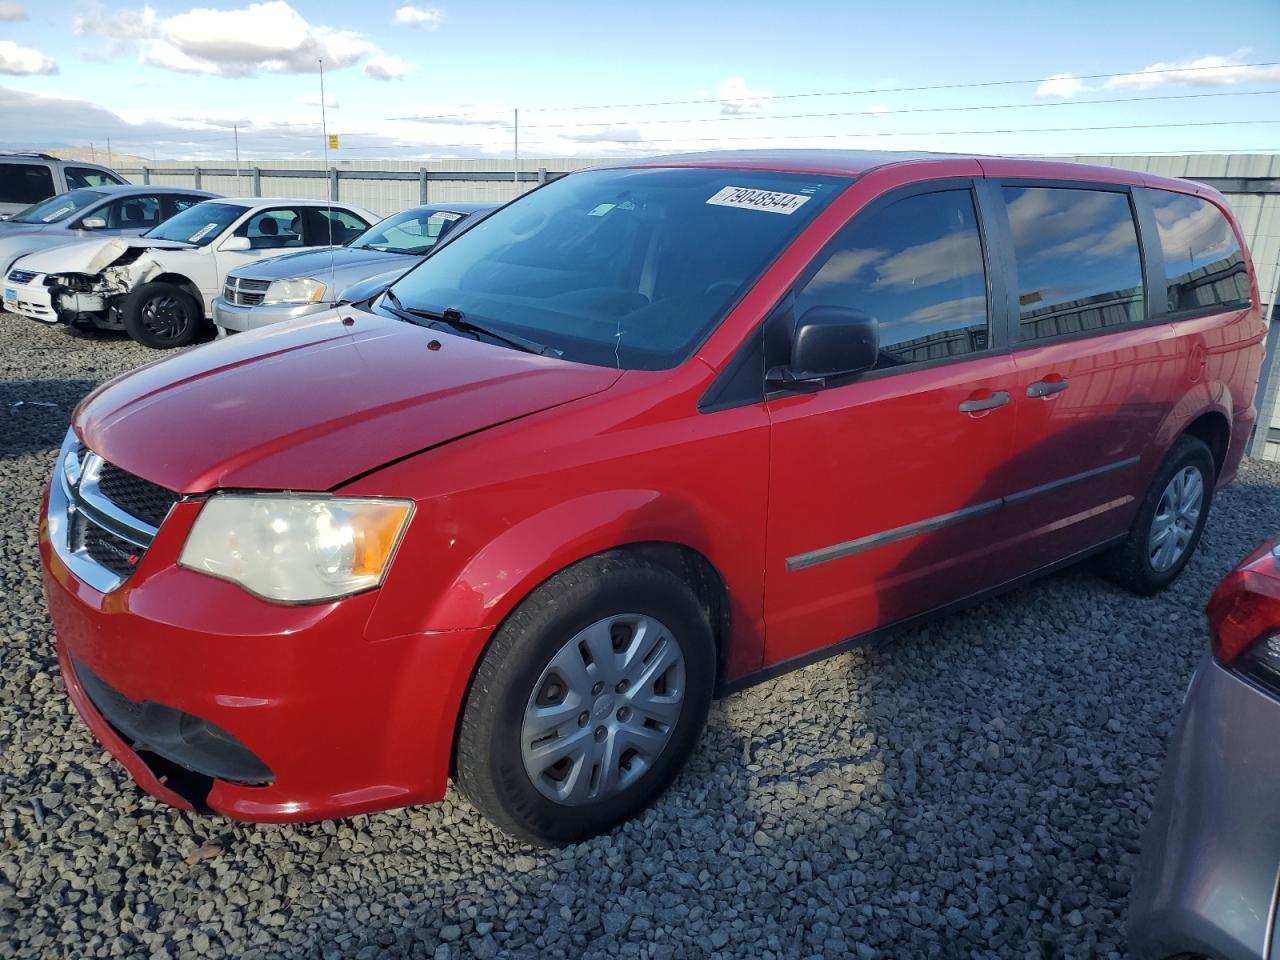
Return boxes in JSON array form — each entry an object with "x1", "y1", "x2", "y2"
[
  {"x1": 233, "y1": 123, "x2": 241, "y2": 196},
  {"x1": 513, "y1": 107, "x2": 519, "y2": 193},
  {"x1": 106, "y1": 137, "x2": 112, "y2": 168},
  {"x1": 89, "y1": 142, "x2": 96, "y2": 163}
]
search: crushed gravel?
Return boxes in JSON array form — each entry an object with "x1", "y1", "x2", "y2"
[{"x1": 2, "y1": 313, "x2": 1279, "y2": 959}]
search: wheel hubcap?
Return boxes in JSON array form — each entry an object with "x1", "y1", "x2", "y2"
[
  {"x1": 521, "y1": 614, "x2": 686, "y2": 806},
  {"x1": 1148, "y1": 465, "x2": 1204, "y2": 572},
  {"x1": 141, "y1": 295, "x2": 189, "y2": 341}
]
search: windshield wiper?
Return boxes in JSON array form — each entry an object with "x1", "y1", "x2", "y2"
[{"x1": 382, "y1": 292, "x2": 559, "y2": 357}]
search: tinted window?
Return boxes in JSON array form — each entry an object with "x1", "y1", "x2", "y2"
[
  {"x1": 305, "y1": 207, "x2": 368, "y2": 246},
  {"x1": 8, "y1": 188, "x2": 105, "y2": 224},
  {"x1": 1004, "y1": 187, "x2": 1144, "y2": 341},
  {"x1": 144, "y1": 201, "x2": 245, "y2": 245},
  {"x1": 794, "y1": 189, "x2": 989, "y2": 368},
  {"x1": 235, "y1": 208, "x2": 304, "y2": 250},
  {"x1": 0, "y1": 163, "x2": 56, "y2": 205},
  {"x1": 65, "y1": 166, "x2": 125, "y2": 189},
  {"x1": 164, "y1": 195, "x2": 204, "y2": 218},
  {"x1": 386, "y1": 168, "x2": 845, "y2": 369},
  {"x1": 1149, "y1": 190, "x2": 1251, "y2": 313}
]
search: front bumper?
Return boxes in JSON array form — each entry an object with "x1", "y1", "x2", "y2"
[
  {"x1": 40, "y1": 486, "x2": 492, "y2": 822},
  {"x1": 212, "y1": 295, "x2": 327, "y2": 333},
  {"x1": 5, "y1": 273, "x2": 57, "y2": 323},
  {"x1": 1128, "y1": 656, "x2": 1280, "y2": 960}
]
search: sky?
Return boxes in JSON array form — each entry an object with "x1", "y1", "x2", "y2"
[{"x1": 0, "y1": 0, "x2": 1278, "y2": 163}]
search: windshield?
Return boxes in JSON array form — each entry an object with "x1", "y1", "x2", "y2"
[
  {"x1": 351, "y1": 207, "x2": 473, "y2": 255},
  {"x1": 9, "y1": 189, "x2": 106, "y2": 224},
  {"x1": 144, "y1": 201, "x2": 246, "y2": 245},
  {"x1": 382, "y1": 168, "x2": 846, "y2": 369}
]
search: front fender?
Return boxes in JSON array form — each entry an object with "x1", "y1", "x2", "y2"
[{"x1": 419, "y1": 488, "x2": 709, "y2": 631}]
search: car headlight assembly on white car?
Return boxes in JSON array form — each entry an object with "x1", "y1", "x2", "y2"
[
  {"x1": 262, "y1": 277, "x2": 327, "y2": 305},
  {"x1": 179, "y1": 495, "x2": 413, "y2": 602}
]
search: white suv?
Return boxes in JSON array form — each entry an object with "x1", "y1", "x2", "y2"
[
  {"x1": 5, "y1": 197, "x2": 376, "y2": 348},
  {"x1": 0, "y1": 154, "x2": 127, "y2": 219}
]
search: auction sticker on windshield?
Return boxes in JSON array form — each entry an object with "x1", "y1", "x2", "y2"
[
  {"x1": 706, "y1": 186, "x2": 812, "y2": 215},
  {"x1": 189, "y1": 223, "x2": 219, "y2": 242}
]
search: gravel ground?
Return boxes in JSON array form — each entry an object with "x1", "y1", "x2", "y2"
[{"x1": 2, "y1": 313, "x2": 1279, "y2": 960}]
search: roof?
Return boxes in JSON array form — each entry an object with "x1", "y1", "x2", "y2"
[
  {"x1": 588, "y1": 149, "x2": 1199, "y2": 193},
  {"x1": 90, "y1": 184, "x2": 218, "y2": 197},
  {"x1": 205, "y1": 197, "x2": 373, "y2": 209}
]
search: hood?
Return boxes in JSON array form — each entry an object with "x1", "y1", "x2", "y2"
[
  {"x1": 0, "y1": 222, "x2": 51, "y2": 238},
  {"x1": 75, "y1": 309, "x2": 622, "y2": 493},
  {"x1": 230, "y1": 246, "x2": 414, "y2": 291},
  {"x1": 16, "y1": 235, "x2": 192, "y2": 275}
]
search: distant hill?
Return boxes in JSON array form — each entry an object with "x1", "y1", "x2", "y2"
[{"x1": 13, "y1": 147, "x2": 147, "y2": 167}]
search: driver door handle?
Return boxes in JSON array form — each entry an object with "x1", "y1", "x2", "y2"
[
  {"x1": 1026, "y1": 378, "x2": 1070, "y2": 399},
  {"x1": 958, "y1": 391, "x2": 1010, "y2": 413}
]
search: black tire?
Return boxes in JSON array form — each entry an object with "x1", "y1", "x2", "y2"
[
  {"x1": 122, "y1": 282, "x2": 202, "y2": 349},
  {"x1": 455, "y1": 551, "x2": 715, "y2": 846},
  {"x1": 1097, "y1": 434, "x2": 1215, "y2": 595}
]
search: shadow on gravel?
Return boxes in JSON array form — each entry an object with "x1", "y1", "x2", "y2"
[{"x1": 0, "y1": 380, "x2": 101, "y2": 460}]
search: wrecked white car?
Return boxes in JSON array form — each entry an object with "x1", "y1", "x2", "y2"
[{"x1": 4, "y1": 197, "x2": 376, "y2": 348}]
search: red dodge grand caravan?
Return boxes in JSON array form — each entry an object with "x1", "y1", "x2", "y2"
[{"x1": 41, "y1": 152, "x2": 1267, "y2": 844}]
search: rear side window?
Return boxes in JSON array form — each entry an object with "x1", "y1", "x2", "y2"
[
  {"x1": 1148, "y1": 191, "x2": 1251, "y2": 313},
  {"x1": 0, "y1": 163, "x2": 56, "y2": 205},
  {"x1": 1004, "y1": 187, "x2": 1144, "y2": 341},
  {"x1": 305, "y1": 207, "x2": 369, "y2": 246},
  {"x1": 794, "y1": 189, "x2": 989, "y2": 369},
  {"x1": 65, "y1": 166, "x2": 125, "y2": 189}
]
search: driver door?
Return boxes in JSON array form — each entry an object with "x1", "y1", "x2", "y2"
[{"x1": 764, "y1": 183, "x2": 1023, "y2": 665}]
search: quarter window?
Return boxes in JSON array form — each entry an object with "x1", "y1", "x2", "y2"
[
  {"x1": 99, "y1": 195, "x2": 162, "y2": 229},
  {"x1": 794, "y1": 189, "x2": 989, "y2": 369},
  {"x1": 1004, "y1": 186, "x2": 1145, "y2": 341},
  {"x1": 1148, "y1": 190, "x2": 1250, "y2": 313}
]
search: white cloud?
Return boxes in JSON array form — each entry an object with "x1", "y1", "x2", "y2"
[
  {"x1": 1106, "y1": 51, "x2": 1280, "y2": 89},
  {"x1": 0, "y1": 40, "x2": 57, "y2": 75},
  {"x1": 295, "y1": 92, "x2": 339, "y2": 108},
  {"x1": 75, "y1": 1, "x2": 378, "y2": 76},
  {"x1": 365, "y1": 54, "x2": 415, "y2": 81},
  {"x1": 719, "y1": 77, "x2": 770, "y2": 116},
  {"x1": 0, "y1": 2, "x2": 27, "y2": 20},
  {"x1": 1037, "y1": 73, "x2": 1086, "y2": 98},
  {"x1": 393, "y1": 4, "x2": 444, "y2": 29},
  {"x1": 865, "y1": 104, "x2": 889, "y2": 116}
]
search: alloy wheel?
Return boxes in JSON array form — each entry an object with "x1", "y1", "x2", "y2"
[{"x1": 1148, "y1": 465, "x2": 1204, "y2": 572}]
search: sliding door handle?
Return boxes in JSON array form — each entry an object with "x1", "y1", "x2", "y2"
[
  {"x1": 1027, "y1": 378, "x2": 1070, "y2": 399},
  {"x1": 959, "y1": 391, "x2": 1010, "y2": 413}
]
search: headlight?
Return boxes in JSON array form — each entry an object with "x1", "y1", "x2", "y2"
[
  {"x1": 261, "y1": 277, "x2": 327, "y2": 305},
  {"x1": 179, "y1": 495, "x2": 413, "y2": 603}
]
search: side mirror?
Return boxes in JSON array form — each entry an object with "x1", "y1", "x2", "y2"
[
  {"x1": 767, "y1": 306, "x2": 879, "y2": 389},
  {"x1": 80, "y1": 217, "x2": 107, "y2": 230},
  {"x1": 220, "y1": 235, "x2": 251, "y2": 252}
]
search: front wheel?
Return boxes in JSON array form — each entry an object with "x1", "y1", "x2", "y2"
[
  {"x1": 1098, "y1": 434, "x2": 1215, "y2": 595},
  {"x1": 122, "y1": 282, "x2": 202, "y2": 349},
  {"x1": 455, "y1": 552, "x2": 715, "y2": 845}
]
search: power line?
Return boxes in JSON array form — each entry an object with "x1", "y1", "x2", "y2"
[
  {"x1": 523, "y1": 89, "x2": 1280, "y2": 131},
  {"x1": 383, "y1": 60, "x2": 1280, "y2": 122},
  {"x1": 521, "y1": 118, "x2": 1280, "y2": 147}
]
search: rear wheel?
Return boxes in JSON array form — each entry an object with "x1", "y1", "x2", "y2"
[
  {"x1": 455, "y1": 552, "x2": 715, "y2": 845},
  {"x1": 123, "y1": 282, "x2": 202, "y2": 349},
  {"x1": 1098, "y1": 434, "x2": 1215, "y2": 594}
]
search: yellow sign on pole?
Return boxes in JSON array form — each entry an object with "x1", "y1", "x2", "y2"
[{"x1": 327, "y1": 134, "x2": 339, "y2": 150}]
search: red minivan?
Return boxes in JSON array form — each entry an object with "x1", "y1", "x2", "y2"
[{"x1": 41, "y1": 152, "x2": 1267, "y2": 844}]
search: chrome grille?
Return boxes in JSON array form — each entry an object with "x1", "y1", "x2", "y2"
[
  {"x1": 7, "y1": 268, "x2": 38, "y2": 285},
  {"x1": 223, "y1": 276, "x2": 270, "y2": 307},
  {"x1": 47, "y1": 430, "x2": 180, "y2": 593}
]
